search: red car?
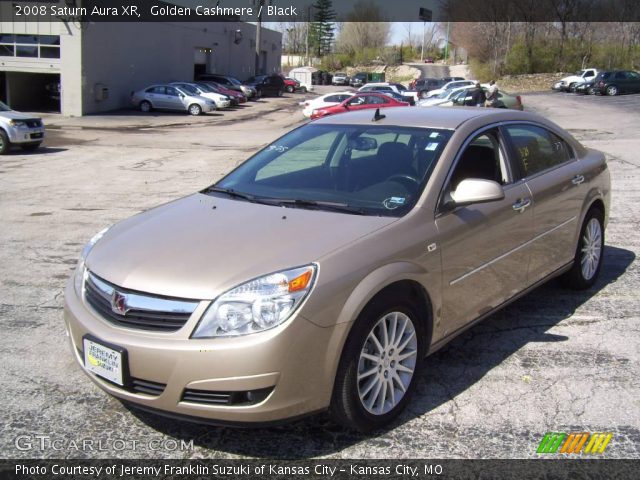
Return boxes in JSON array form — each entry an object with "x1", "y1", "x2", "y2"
[
  {"x1": 197, "y1": 81, "x2": 247, "y2": 104},
  {"x1": 310, "y1": 93, "x2": 409, "y2": 119},
  {"x1": 284, "y1": 77, "x2": 305, "y2": 93}
]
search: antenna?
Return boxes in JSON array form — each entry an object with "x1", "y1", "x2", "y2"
[{"x1": 372, "y1": 108, "x2": 386, "y2": 122}]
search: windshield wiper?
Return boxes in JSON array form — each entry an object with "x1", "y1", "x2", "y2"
[
  {"x1": 269, "y1": 198, "x2": 366, "y2": 215},
  {"x1": 202, "y1": 186, "x2": 260, "y2": 203}
]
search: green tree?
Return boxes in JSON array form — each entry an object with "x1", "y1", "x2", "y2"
[{"x1": 309, "y1": 0, "x2": 336, "y2": 57}]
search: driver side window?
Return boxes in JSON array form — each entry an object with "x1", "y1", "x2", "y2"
[{"x1": 448, "y1": 130, "x2": 510, "y2": 192}]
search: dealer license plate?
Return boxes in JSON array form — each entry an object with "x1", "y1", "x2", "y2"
[{"x1": 83, "y1": 338, "x2": 123, "y2": 385}]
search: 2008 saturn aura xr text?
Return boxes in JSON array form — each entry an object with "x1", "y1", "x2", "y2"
[{"x1": 64, "y1": 107, "x2": 610, "y2": 432}]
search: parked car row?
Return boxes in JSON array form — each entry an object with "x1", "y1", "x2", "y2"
[
  {"x1": 553, "y1": 69, "x2": 640, "y2": 96},
  {"x1": 130, "y1": 73, "x2": 311, "y2": 115},
  {"x1": 418, "y1": 85, "x2": 524, "y2": 110},
  {"x1": 301, "y1": 79, "x2": 522, "y2": 120},
  {"x1": 409, "y1": 76, "x2": 466, "y2": 99}
]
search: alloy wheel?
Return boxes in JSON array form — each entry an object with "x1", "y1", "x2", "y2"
[
  {"x1": 581, "y1": 218, "x2": 602, "y2": 281},
  {"x1": 357, "y1": 311, "x2": 417, "y2": 415}
]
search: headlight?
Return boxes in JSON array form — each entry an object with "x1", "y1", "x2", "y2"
[
  {"x1": 74, "y1": 227, "x2": 110, "y2": 295},
  {"x1": 192, "y1": 265, "x2": 317, "y2": 338},
  {"x1": 9, "y1": 120, "x2": 27, "y2": 127}
]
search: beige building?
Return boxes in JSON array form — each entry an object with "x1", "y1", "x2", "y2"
[{"x1": 0, "y1": 4, "x2": 282, "y2": 116}]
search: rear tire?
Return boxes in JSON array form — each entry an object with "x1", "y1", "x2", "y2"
[
  {"x1": 139, "y1": 100, "x2": 152, "y2": 113},
  {"x1": 0, "y1": 130, "x2": 10, "y2": 155},
  {"x1": 419, "y1": 90, "x2": 428, "y2": 99},
  {"x1": 561, "y1": 207, "x2": 604, "y2": 290},
  {"x1": 330, "y1": 289, "x2": 427, "y2": 432}
]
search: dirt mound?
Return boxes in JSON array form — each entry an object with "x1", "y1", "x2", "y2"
[{"x1": 498, "y1": 73, "x2": 568, "y2": 93}]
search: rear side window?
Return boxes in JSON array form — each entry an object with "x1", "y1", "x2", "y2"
[{"x1": 504, "y1": 125, "x2": 572, "y2": 177}]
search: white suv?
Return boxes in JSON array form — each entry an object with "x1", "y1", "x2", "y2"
[
  {"x1": 553, "y1": 68, "x2": 599, "y2": 92},
  {"x1": 0, "y1": 102, "x2": 45, "y2": 155}
]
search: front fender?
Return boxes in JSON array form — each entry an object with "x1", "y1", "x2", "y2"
[{"x1": 334, "y1": 262, "x2": 432, "y2": 326}]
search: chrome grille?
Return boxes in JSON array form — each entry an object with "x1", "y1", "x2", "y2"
[{"x1": 84, "y1": 272, "x2": 198, "y2": 332}]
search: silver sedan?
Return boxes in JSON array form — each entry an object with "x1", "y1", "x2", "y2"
[{"x1": 130, "y1": 84, "x2": 216, "y2": 115}]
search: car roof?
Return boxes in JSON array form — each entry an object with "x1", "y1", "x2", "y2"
[{"x1": 312, "y1": 106, "x2": 535, "y2": 129}]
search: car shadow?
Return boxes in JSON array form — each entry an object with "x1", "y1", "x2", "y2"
[
  {"x1": 126, "y1": 245, "x2": 634, "y2": 458},
  {"x1": 8, "y1": 146, "x2": 67, "y2": 155}
]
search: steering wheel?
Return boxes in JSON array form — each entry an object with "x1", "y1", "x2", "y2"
[{"x1": 386, "y1": 173, "x2": 420, "y2": 190}]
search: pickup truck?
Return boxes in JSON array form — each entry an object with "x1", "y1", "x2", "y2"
[{"x1": 552, "y1": 68, "x2": 599, "y2": 92}]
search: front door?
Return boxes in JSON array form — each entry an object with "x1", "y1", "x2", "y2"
[{"x1": 436, "y1": 128, "x2": 534, "y2": 335}]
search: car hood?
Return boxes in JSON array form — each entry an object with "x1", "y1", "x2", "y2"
[
  {"x1": 560, "y1": 75, "x2": 585, "y2": 83},
  {"x1": 0, "y1": 110, "x2": 40, "y2": 120},
  {"x1": 86, "y1": 193, "x2": 397, "y2": 300}
]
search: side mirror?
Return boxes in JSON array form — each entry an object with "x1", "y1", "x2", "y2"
[
  {"x1": 450, "y1": 179, "x2": 505, "y2": 206},
  {"x1": 349, "y1": 137, "x2": 378, "y2": 151}
]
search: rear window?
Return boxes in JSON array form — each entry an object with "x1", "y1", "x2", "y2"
[{"x1": 505, "y1": 125, "x2": 572, "y2": 177}]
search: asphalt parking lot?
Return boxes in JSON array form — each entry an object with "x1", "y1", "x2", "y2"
[{"x1": 0, "y1": 90, "x2": 638, "y2": 459}]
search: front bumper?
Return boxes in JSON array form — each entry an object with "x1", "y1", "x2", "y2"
[
  {"x1": 241, "y1": 87, "x2": 257, "y2": 98},
  {"x1": 216, "y1": 100, "x2": 232, "y2": 109},
  {"x1": 6, "y1": 125, "x2": 45, "y2": 144},
  {"x1": 63, "y1": 278, "x2": 347, "y2": 424}
]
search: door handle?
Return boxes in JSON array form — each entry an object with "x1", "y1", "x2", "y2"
[
  {"x1": 512, "y1": 198, "x2": 531, "y2": 213},
  {"x1": 572, "y1": 174, "x2": 585, "y2": 185}
]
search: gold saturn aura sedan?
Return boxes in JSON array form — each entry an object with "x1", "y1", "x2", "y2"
[{"x1": 65, "y1": 107, "x2": 610, "y2": 432}]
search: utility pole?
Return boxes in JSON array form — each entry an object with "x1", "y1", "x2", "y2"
[
  {"x1": 254, "y1": 0, "x2": 265, "y2": 75},
  {"x1": 418, "y1": 8, "x2": 432, "y2": 62},
  {"x1": 305, "y1": 5, "x2": 315, "y2": 66},
  {"x1": 420, "y1": 21, "x2": 425, "y2": 62},
  {"x1": 444, "y1": 21, "x2": 450, "y2": 64}
]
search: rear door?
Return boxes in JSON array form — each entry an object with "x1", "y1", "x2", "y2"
[
  {"x1": 145, "y1": 86, "x2": 166, "y2": 108},
  {"x1": 503, "y1": 123, "x2": 584, "y2": 283},
  {"x1": 436, "y1": 127, "x2": 534, "y2": 335}
]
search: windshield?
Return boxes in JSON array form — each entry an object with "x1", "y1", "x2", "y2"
[
  {"x1": 178, "y1": 84, "x2": 200, "y2": 95},
  {"x1": 0, "y1": 101, "x2": 11, "y2": 111},
  {"x1": 437, "y1": 89, "x2": 454, "y2": 99},
  {"x1": 196, "y1": 83, "x2": 216, "y2": 93},
  {"x1": 228, "y1": 77, "x2": 242, "y2": 85},
  {"x1": 210, "y1": 124, "x2": 452, "y2": 217}
]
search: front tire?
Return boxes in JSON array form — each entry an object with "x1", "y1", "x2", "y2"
[
  {"x1": 330, "y1": 291, "x2": 426, "y2": 432},
  {"x1": 188, "y1": 103, "x2": 202, "y2": 116},
  {"x1": 0, "y1": 130, "x2": 10, "y2": 155},
  {"x1": 562, "y1": 207, "x2": 604, "y2": 289},
  {"x1": 286, "y1": 85, "x2": 294, "y2": 93}
]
